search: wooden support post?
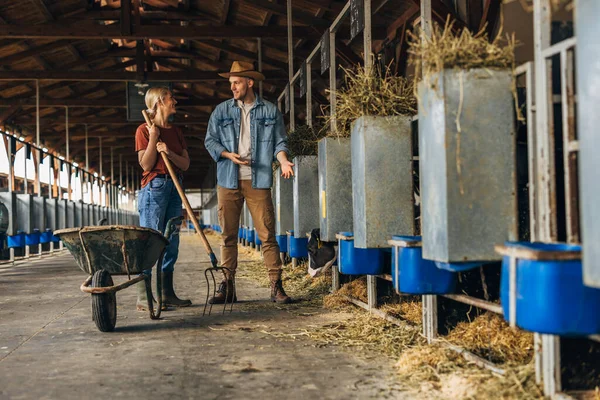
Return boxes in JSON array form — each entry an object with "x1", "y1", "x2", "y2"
[
  {"x1": 287, "y1": 0, "x2": 295, "y2": 131},
  {"x1": 364, "y1": 0, "x2": 372, "y2": 71},
  {"x1": 257, "y1": 37, "x2": 263, "y2": 99},
  {"x1": 367, "y1": 275, "x2": 377, "y2": 310},
  {"x1": 35, "y1": 79, "x2": 41, "y2": 196}
]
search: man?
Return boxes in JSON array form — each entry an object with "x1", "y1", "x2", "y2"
[{"x1": 204, "y1": 61, "x2": 295, "y2": 304}]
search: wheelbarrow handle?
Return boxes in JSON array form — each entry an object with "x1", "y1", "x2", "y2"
[{"x1": 142, "y1": 110, "x2": 219, "y2": 268}]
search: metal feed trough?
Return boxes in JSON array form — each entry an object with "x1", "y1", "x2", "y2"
[
  {"x1": 351, "y1": 115, "x2": 414, "y2": 249},
  {"x1": 55, "y1": 219, "x2": 180, "y2": 332},
  {"x1": 293, "y1": 156, "x2": 319, "y2": 239},
  {"x1": 318, "y1": 137, "x2": 353, "y2": 242},
  {"x1": 577, "y1": 1, "x2": 600, "y2": 288},
  {"x1": 418, "y1": 68, "x2": 517, "y2": 263}
]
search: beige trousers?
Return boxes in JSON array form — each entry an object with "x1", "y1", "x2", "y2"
[{"x1": 218, "y1": 180, "x2": 282, "y2": 281}]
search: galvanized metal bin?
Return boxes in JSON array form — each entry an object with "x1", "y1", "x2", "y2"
[
  {"x1": 33, "y1": 197, "x2": 46, "y2": 231},
  {"x1": 16, "y1": 194, "x2": 33, "y2": 234},
  {"x1": 577, "y1": 1, "x2": 600, "y2": 288},
  {"x1": 351, "y1": 115, "x2": 414, "y2": 249},
  {"x1": 45, "y1": 198, "x2": 58, "y2": 232},
  {"x1": 318, "y1": 137, "x2": 353, "y2": 242},
  {"x1": 418, "y1": 68, "x2": 517, "y2": 262},
  {"x1": 273, "y1": 167, "x2": 294, "y2": 236},
  {"x1": 0, "y1": 192, "x2": 16, "y2": 235},
  {"x1": 293, "y1": 156, "x2": 319, "y2": 239}
]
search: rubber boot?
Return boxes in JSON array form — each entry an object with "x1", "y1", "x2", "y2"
[
  {"x1": 136, "y1": 278, "x2": 151, "y2": 312},
  {"x1": 270, "y1": 279, "x2": 292, "y2": 304},
  {"x1": 162, "y1": 271, "x2": 192, "y2": 307},
  {"x1": 208, "y1": 280, "x2": 237, "y2": 304}
]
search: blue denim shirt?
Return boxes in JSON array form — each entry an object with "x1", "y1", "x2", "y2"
[{"x1": 204, "y1": 96, "x2": 288, "y2": 189}]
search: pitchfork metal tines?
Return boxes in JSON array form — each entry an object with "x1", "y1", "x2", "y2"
[{"x1": 202, "y1": 264, "x2": 236, "y2": 316}]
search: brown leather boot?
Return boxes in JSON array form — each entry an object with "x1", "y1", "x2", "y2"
[
  {"x1": 270, "y1": 279, "x2": 292, "y2": 304},
  {"x1": 208, "y1": 280, "x2": 237, "y2": 304}
]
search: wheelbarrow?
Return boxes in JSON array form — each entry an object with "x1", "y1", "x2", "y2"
[{"x1": 55, "y1": 217, "x2": 180, "y2": 332}]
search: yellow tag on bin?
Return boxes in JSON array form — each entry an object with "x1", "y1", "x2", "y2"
[{"x1": 321, "y1": 190, "x2": 326, "y2": 219}]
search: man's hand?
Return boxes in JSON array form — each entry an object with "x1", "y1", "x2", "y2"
[
  {"x1": 225, "y1": 152, "x2": 249, "y2": 165},
  {"x1": 156, "y1": 142, "x2": 170, "y2": 156},
  {"x1": 280, "y1": 159, "x2": 294, "y2": 179}
]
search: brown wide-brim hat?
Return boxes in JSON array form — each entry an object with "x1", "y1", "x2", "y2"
[{"x1": 218, "y1": 61, "x2": 265, "y2": 81}]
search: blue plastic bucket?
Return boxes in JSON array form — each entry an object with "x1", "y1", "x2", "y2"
[
  {"x1": 337, "y1": 232, "x2": 384, "y2": 275},
  {"x1": 246, "y1": 229, "x2": 255, "y2": 244},
  {"x1": 391, "y1": 235, "x2": 456, "y2": 294},
  {"x1": 7, "y1": 231, "x2": 25, "y2": 248},
  {"x1": 255, "y1": 230, "x2": 262, "y2": 246},
  {"x1": 499, "y1": 241, "x2": 600, "y2": 336},
  {"x1": 276, "y1": 235, "x2": 287, "y2": 253},
  {"x1": 287, "y1": 231, "x2": 308, "y2": 258},
  {"x1": 40, "y1": 229, "x2": 53, "y2": 244},
  {"x1": 25, "y1": 229, "x2": 41, "y2": 246},
  {"x1": 435, "y1": 260, "x2": 485, "y2": 272}
]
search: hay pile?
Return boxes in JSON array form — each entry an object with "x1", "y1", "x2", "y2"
[
  {"x1": 323, "y1": 63, "x2": 417, "y2": 138},
  {"x1": 445, "y1": 312, "x2": 534, "y2": 364},
  {"x1": 286, "y1": 124, "x2": 327, "y2": 160},
  {"x1": 323, "y1": 276, "x2": 368, "y2": 308},
  {"x1": 305, "y1": 312, "x2": 425, "y2": 360},
  {"x1": 408, "y1": 17, "x2": 516, "y2": 78},
  {"x1": 380, "y1": 300, "x2": 423, "y2": 326}
]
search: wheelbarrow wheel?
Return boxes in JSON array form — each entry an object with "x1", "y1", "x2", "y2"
[{"x1": 91, "y1": 270, "x2": 117, "y2": 332}]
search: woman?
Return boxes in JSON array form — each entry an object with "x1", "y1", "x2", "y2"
[{"x1": 135, "y1": 87, "x2": 191, "y2": 310}]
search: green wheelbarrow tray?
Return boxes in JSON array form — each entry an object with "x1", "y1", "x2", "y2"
[{"x1": 55, "y1": 221, "x2": 178, "y2": 332}]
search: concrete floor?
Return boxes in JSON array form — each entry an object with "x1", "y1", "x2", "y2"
[{"x1": 0, "y1": 233, "x2": 406, "y2": 400}]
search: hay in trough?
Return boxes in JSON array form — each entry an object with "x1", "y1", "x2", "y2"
[
  {"x1": 286, "y1": 124, "x2": 327, "y2": 160},
  {"x1": 380, "y1": 300, "x2": 423, "y2": 326},
  {"x1": 408, "y1": 17, "x2": 516, "y2": 79},
  {"x1": 445, "y1": 312, "x2": 534, "y2": 365},
  {"x1": 322, "y1": 62, "x2": 417, "y2": 138},
  {"x1": 323, "y1": 276, "x2": 369, "y2": 308}
]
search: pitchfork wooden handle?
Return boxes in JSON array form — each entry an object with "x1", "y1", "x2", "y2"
[{"x1": 141, "y1": 110, "x2": 218, "y2": 267}]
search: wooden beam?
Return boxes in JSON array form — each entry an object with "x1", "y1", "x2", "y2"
[
  {"x1": 0, "y1": 97, "x2": 226, "y2": 108},
  {"x1": 15, "y1": 117, "x2": 208, "y2": 125},
  {"x1": 1, "y1": 40, "x2": 79, "y2": 66},
  {"x1": 0, "y1": 24, "x2": 318, "y2": 39},
  {"x1": 121, "y1": 0, "x2": 132, "y2": 36},
  {"x1": 479, "y1": 0, "x2": 501, "y2": 38},
  {"x1": 239, "y1": 0, "x2": 331, "y2": 26},
  {"x1": 200, "y1": 40, "x2": 289, "y2": 71},
  {"x1": 0, "y1": 105, "x2": 21, "y2": 124}
]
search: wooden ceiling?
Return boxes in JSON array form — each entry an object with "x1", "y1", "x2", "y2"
[{"x1": 0, "y1": 0, "x2": 478, "y2": 189}]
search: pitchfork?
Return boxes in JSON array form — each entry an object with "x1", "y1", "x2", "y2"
[{"x1": 142, "y1": 110, "x2": 235, "y2": 316}]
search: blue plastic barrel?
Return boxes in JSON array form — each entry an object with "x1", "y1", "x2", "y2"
[
  {"x1": 254, "y1": 230, "x2": 262, "y2": 246},
  {"x1": 287, "y1": 231, "x2": 308, "y2": 258},
  {"x1": 276, "y1": 235, "x2": 287, "y2": 253},
  {"x1": 435, "y1": 260, "x2": 485, "y2": 272},
  {"x1": 246, "y1": 228, "x2": 255, "y2": 244},
  {"x1": 390, "y1": 235, "x2": 456, "y2": 294},
  {"x1": 40, "y1": 229, "x2": 53, "y2": 244},
  {"x1": 338, "y1": 232, "x2": 384, "y2": 275},
  {"x1": 25, "y1": 229, "x2": 41, "y2": 246},
  {"x1": 7, "y1": 231, "x2": 26, "y2": 248},
  {"x1": 500, "y1": 241, "x2": 600, "y2": 336}
]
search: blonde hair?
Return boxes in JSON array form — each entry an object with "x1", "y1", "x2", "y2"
[{"x1": 144, "y1": 87, "x2": 171, "y2": 119}]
